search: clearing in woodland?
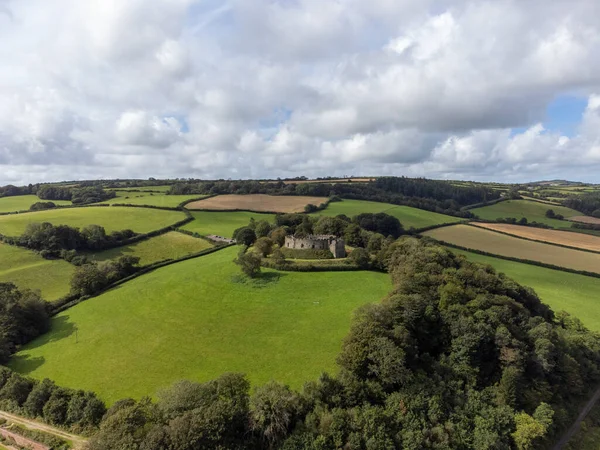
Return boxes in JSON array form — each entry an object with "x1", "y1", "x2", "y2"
[
  {"x1": 312, "y1": 199, "x2": 462, "y2": 230},
  {"x1": 472, "y1": 222, "x2": 600, "y2": 252},
  {"x1": 10, "y1": 246, "x2": 390, "y2": 403},
  {"x1": 180, "y1": 211, "x2": 276, "y2": 238},
  {"x1": 0, "y1": 206, "x2": 187, "y2": 237},
  {"x1": 186, "y1": 194, "x2": 327, "y2": 213},
  {"x1": 89, "y1": 231, "x2": 213, "y2": 266},
  {"x1": 452, "y1": 248, "x2": 600, "y2": 332},
  {"x1": 470, "y1": 199, "x2": 580, "y2": 228},
  {"x1": 0, "y1": 243, "x2": 73, "y2": 301},
  {"x1": 0, "y1": 195, "x2": 72, "y2": 213},
  {"x1": 423, "y1": 224, "x2": 600, "y2": 274}
]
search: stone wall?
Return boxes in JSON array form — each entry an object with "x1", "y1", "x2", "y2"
[{"x1": 284, "y1": 235, "x2": 346, "y2": 259}]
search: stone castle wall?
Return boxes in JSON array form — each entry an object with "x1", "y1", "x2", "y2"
[{"x1": 284, "y1": 235, "x2": 346, "y2": 258}]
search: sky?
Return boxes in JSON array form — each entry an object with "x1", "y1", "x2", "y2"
[{"x1": 1, "y1": 0, "x2": 600, "y2": 185}]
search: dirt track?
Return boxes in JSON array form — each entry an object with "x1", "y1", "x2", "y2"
[{"x1": 0, "y1": 411, "x2": 87, "y2": 449}]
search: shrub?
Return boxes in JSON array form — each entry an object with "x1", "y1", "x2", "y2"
[{"x1": 234, "y1": 250, "x2": 262, "y2": 278}]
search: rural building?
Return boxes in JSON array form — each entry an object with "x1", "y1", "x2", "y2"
[{"x1": 284, "y1": 235, "x2": 346, "y2": 258}]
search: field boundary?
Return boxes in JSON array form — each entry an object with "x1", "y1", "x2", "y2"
[
  {"x1": 414, "y1": 220, "x2": 471, "y2": 234},
  {"x1": 461, "y1": 197, "x2": 509, "y2": 211},
  {"x1": 0, "y1": 203, "x2": 110, "y2": 217},
  {"x1": 51, "y1": 243, "x2": 235, "y2": 315},
  {"x1": 420, "y1": 236, "x2": 600, "y2": 280},
  {"x1": 467, "y1": 223, "x2": 600, "y2": 255}
]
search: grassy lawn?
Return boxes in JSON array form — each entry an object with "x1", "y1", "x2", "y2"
[
  {"x1": 470, "y1": 199, "x2": 581, "y2": 228},
  {"x1": 314, "y1": 199, "x2": 461, "y2": 230},
  {"x1": 424, "y1": 225, "x2": 600, "y2": 274},
  {"x1": 0, "y1": 207, "x2": 186, "y2": 237},
  {"x1": 10, "y1": 247, "x2": 391, "y2": 403},
  {"x1": 102, "y1": 194, "x2": 206, "y2": 207},
  {"x1": 0, "y1": 195, "x2": 71, "y2": 213},
  {"x1": 0, "y1": 243, "x2": 74, "y2": 301},
  {"x1": 89, "y1": 232, "x2": 213, "y2": 266},
  {"x1": 451, "y1": 248, "x2": 600, "y2": 332},
  {"x1": 180, "y1": 211, "x2": 276, "y2": 238}
]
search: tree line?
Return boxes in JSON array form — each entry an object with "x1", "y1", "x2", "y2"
[
  {"x1": 563, "y1": 192, "x2": 600, "y2": 217},
  {"x1": 0, "y1": 184, "x2": 116, "y2": 205},
  {"x1": 84, "y1": 237, "x2": 600, "y2": 449}
]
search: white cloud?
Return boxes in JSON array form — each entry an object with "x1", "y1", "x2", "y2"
[{"x1": 1, "y1": 0, "x2": 600, "y2": 184}]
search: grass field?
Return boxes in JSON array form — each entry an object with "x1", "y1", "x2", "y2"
[
  {"x1": 180, "y1": 211, "x2": 276, "y2": 238},
  {"x1": 472, "y1": 223, "x2": 600, "y2": 252},
  {"x1": 0, "y1": 243, "x2": 73, "y2": 301},
  {"x1": 10, "y1": 246, "x2": 391, "y2": 403},
  {"x1": 470, "y1": 199, "x2": 580, "y2": 228},
  {"x1": 186, "y1": 194, "x2": 327, "y2": 213},
  {"x1": 110, "y1": 185, "x2": 173, "y2": 192},
  {"x1": 423, "y1": 224, "x2": 600, "y2": 274},
  {"x1": 451, "y1": 248, "x2": 600, "y2": 331},
  {"x1": 312, "y1": 199, "x2": 462, "y2": 230},
  {"x1": 102, "y1": 194, "x2": 206, "y2": 207},
  {"x1": 0, "y1": 195, "x2": 72, "y2": 213},
  {"x1": 89, "y1": 232, "x2": 213, "y2": 266},
  {"x1": 0, "y1": 207, "x2": 186, "y2": 237},
  {"x1": 570, "y1": 216, "x2": 600, "y2": 225}
]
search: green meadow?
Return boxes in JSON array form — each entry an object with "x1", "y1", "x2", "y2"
[
  {"x1": 0, "y1": 195, "x2": 71, "y2": 213},
  {"x1": 0, "y1": 243, "x2": 73, "y2": 301},
  {"x1": 102, "y1": 193, "x2": 206, "y2": 207},
  {"x1": 0, "y1": 207, "x2": 186, "y2": 237},
  {"x1": 10, "y1": 246, "x2": 391, "y2": 403},
  {"x1": 180, "y1": 211, "x2": 277, "y2": 237},
  {"x1": 314, "y1": 199, "x2": 461, "y2": 230},
  {"x1": 89, "y1": 232, "x2": 213, "y2": 266},
  {"x1": 470, "y1": 199, "x2": 580, "y2": 228},
  {"x1": 452, "y1": 248, "x2": 600, "y2": 331}
]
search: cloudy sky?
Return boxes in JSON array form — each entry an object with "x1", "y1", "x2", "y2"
[{"x1": 1, "y1": 0, "x2": 600, "y2": 185}]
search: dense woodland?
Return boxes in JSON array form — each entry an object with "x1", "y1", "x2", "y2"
[
  {"x1": 563, "y1": 192, "x2": 600, "y2": 217},
  {"x1": 80, "y1": 238, "x2": 600, "y2": 449}
]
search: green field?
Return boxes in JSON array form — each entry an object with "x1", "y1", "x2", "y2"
[
  {"x1": 0, "y1": 195, "x2": 72, "y2": 213},
  {"x1": 0, "y1": 207, "x2": 186, "y2": 237},
  {"x1": 424, "y1": 225, "x2": 600, "y2": 274},
  {"x1": 314, "y1": 199, "x2": 461, "y2": 230},
  {"x1": 110, "y1": 185, "x2": 173, "y2": 192},
  {"x1": 0, "y1": 243, "x2": 73, "y2": 301},
  {"x1": 180, "y1": 211, "x2": 276, "y2": 238},
  {"x1": 89, "y1": 232, "x2": 213, "y2": 266},
  {"x1": 10, "y1": 247, "x2": 391, "y2": 403},
  {"x1": 451, "y1": 248, "x2": 600, "y2": 332},
  {"x1": 102, "y1": 194, "x2": 206, "y2": 207},
  {"x1": 471, "y1": 199, "x2": 581, "y2": 228}
]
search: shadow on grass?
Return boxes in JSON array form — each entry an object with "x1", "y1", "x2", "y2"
[
  {"x1": 9, "y1": 355, "x2": 46, "y2": 375},
  {"x1": 231, "y1": 271, "x2": 286, "y2": 288},
  {"x1": 22, "y1": 315, "x2": 78, "y2": 351}
]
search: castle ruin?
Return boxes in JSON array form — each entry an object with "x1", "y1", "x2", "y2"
[{"x1": 284, "y1": 235, "x2": 346, "y2": 259}]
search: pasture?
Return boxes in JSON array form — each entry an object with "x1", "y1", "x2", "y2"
[
  {"x1": 472, "y1": 222, "x2": 600, "y2": 252},
  {"x1": 111, "y1": 185, "x2": 173, "y2": 192},
  {"x1": 0, "y1": 195, "x2": 71, "y2": 213},
  {"x1": 452, "y1": 248, "x2": 600, "y2": 332},
  {"x1": 181, "y1": 211, "x2": 276, "y2": 238},
  {"x1": 89, "y1": 232, "x2": 213, "y2": 266},
  {"x1": 0, "y1": 207, "x2": 186, "y2": 237},
  {"x1": 0, "y1": 243, "x2": 73, "y2": 301},
  {"x1": 423, "y1": 224, "x2": 600, "y2": 274},
  {"x1": 102, "y1": 194, "x2": 206, "y2": 207},
  {"x1": 186, "y1": 194, "x2": 327, "y2": 213},
  {"x1": 10, "y1": 247, "x2": 391, "y2": 403},
  {"x1": 570, "y1": 216, "x2": 600, "y2": 225},
  {"x1": 470, "y1": 199, "x2": 580, "y2": 228},
  {"x1": 313, "y1": 199, "x2": 462, "y2": 230}
]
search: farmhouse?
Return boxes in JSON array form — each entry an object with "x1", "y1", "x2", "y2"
[{"x1": 284, "y1": 235, "x2": 346, "y2": 258}]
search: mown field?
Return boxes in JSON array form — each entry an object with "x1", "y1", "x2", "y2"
[
  {"x1": 470, "y1": 199, "x2": 580, "y2": 228},
  {"x1": 0, "y1": 243, "x2": 73, "y2": 301},
  {"x1": 424, "y1": 224, "x2": 600, "y2": 274},
  {"x1": 452, "y1": 248, "x2": 600, "y2": 332},
  {"x1": 313, "y1": 199, "x2": 462, "y2": 230},
  {"x1": 110, "y1": 185, "x2": 173, "y2": 192},
  {"x1": 472, "y1": 222, "x2": 600, "y2": 252},
  {"x1": 0, "y1": 207, "x2": 186, "y2": 237},
  {"x1": 180, "y1": 211, "x2": 276, "y2": 238},
  {"x1": 0, "y1": 195, "x2": 72, "y2": 213},
  {"x1": 186, "y1": 194, "x2": 327, "y2": 213},
  {"x1": 102, "y1": 193, "x2": 206, "y2": 207},
  {"x1": 10, "y1": 246, "x2": 391, "y2": 403},
  {"x1": 89, "y1": 232, "x2": 213, "y2": 266}
]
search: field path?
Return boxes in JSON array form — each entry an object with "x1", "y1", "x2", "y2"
[
  {"x1": 0, "y1": 410, "x2": 88, "y2": 449},
  {"x1": 552, "y1": 385, "x2": 600, "y2": 450}
]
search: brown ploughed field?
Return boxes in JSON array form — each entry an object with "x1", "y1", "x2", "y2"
[
  {"x1": 570, "y1": 216, "x2": 600, "y2": 225},
  {"x1": 185, "y1": 194, "x2": 327, "y2": 213},
  {"x1": 473, "y1": 222, "x2": 600, "y2": 252}
]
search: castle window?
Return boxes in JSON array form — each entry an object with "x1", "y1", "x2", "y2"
[
  {"x1": 301, "y1": 244, "x2": 304, "y2": 248},
  {"x1": 312, "y1": 245, "x2": 315, "y2": 248}
]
